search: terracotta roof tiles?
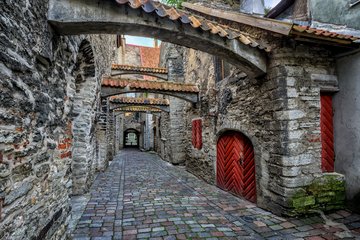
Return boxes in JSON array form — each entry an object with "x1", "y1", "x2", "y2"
[
  {"x1": 291, "y1": 25, "x2": 360, "y2": 44},
  {"x1": 112, "y1": 64, "x2": 168, "y2": 74},
  {"x1": 110, "y1": 96, "x2": 170, "y2": 106},
  {"x1": 102, "y1": 77, "x2": 199, "y2": 93},
  {"x1": 113, "y1": 106, "x2": 162, "y2": 113},
  {"x1": 114, "y1": 0, "x2": 271, "y2": 52}
]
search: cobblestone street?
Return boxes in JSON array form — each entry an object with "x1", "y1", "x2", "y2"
[{"x1": 71, "y1": 150, "x2": 360, "y2": 240}]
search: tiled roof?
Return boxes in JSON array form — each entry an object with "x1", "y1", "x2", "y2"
[
  {"x1": 139, "y1": 46, "x2": 161, "y2": 80},
  {"x1": 114, "y1": 0, "x2": 271, "y2": 52},
  {"x1": 182, "y1": 2, "x2": 360, "y2": 46},
  {"x1": 112, "y1": 64, "x2": 168, "y2": 74},
  {"x1": 102, "y1": 77, "x2": 199, "y2": 93},
  {"x1": 114, "y1": 106, "x2": 162, "y2": 113},
  {"x1": 291, "y1": 25, "x2": 360, "y2": 44},
  {"x1": 110, "y1": 96, "x2": 170, "y2": 106}
]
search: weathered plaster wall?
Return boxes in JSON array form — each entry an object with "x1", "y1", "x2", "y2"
[
  {"x1": 0, "y1": 1, "x2": 114, "y2": 239},
  {"x1": 334, "y1": 50, "x2": 360, "y2": 212},
  {"x1": 310, "y1": 0, "x2": 360, "y2": 34}
]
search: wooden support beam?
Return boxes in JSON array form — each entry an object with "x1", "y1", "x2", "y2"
[{"x1": 182, "y1": 2, "x2": 293, "y2": 35}]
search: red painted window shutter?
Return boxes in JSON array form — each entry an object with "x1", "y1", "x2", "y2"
[
  {"x1": 320, "y1": 93, "x2": 335, "y2": 172},
  {"x1": 192, "y1": 119, "x2": 202, "y2": 149}
]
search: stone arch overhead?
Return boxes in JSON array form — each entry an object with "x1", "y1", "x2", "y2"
[
  {"x1": 122, "y1": 123, "x2": 142, "y2": 133},
  {"x1": 48, "y1": 0, "x2": 267, "y2": 78},
  {"x1": 124, "y1": 128, "x2": 140, "y2": 133},
  {"x1": 102, "y1": 90, "x2": 198, "y2": 104},
  {"x1": 111, "y1": 105, "x2": 170, "y2": 113},
  {"x1": 111, "y1": 72, "x2": 168, "y2": 81}
]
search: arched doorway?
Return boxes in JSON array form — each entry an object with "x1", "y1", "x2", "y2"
[
  {"x1": 124, "y1": 129, "x2": 140, "y2": 148},
  {"x1": 217, "y1": 131, "x2": 256, "y2": 203}
]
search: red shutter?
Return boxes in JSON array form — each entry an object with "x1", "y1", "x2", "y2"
[
  {"x1": 192, "y1": 119, "x2": 202, "y2": 150},
  {"x1": 320, "y1": 94, "x2": 335, "y2": 172}
]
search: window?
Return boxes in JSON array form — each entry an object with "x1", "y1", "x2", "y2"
[
  {"x1": 192, "y1": 119, "x2": 202, "y2": 150},
  {"x1": 214, "y1": 56, "x2": 231, "y2": 83}
]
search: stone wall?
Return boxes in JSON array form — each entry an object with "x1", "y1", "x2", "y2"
[
  {"x1": 158, "y1": 39, "x2": 346, "y2": 215},
  {"x1": 158, "y1": 43, "x2": 189, "y2": 164},
  {"x1": 0, "y1": 1, "x2": 114, "y2": 239}
]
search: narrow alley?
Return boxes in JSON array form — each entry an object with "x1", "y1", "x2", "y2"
[
  {"x1": 71, "y1": 150, "x2": 360, "y2": 240},
  {"x1": 2, "y1": 1, "x2": 360, "y2": 239}
]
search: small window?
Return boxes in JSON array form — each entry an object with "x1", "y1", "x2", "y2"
[
  {"x1": 192, "y1": 119, "x2": 202, "y2": 150},
  {"x1": 214, "y1": 56, "x2": 231, "y2": 83}
]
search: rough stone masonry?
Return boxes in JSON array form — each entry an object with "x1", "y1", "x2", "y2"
[
  {"x1": 0, "y1": 0, "x2": 357, "y2": 239},
  {"x1": 157, "y1": 40, "x2": 346, "y2": 216},
  {"x1": 0, "y1": 1, "x2": 115, "y2": 239}
]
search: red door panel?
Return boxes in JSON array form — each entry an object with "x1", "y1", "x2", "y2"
[
  {"x1": 320, "y1": 94, "x2": 335, "y2": 172},
  {"x1": 217, "y1": 132, "x2": 256, "y2": 203}
]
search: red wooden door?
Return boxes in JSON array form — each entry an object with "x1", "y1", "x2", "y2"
[
  {"x1": 320, "y1": 94, "x2": 335, "y2": 172},
  {"x1": 217, "y1": 132, "x2": 256, "y2": 202}
]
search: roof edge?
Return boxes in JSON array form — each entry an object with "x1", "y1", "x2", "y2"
[{"x1": 182, "y1": 2, "x2": 293, "y2": 35}]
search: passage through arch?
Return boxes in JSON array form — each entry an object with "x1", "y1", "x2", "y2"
[
  {"x1": 217, "y1": 131, "x2": 256, "y2": 203},
  {"x1": 48, "y1": 0, "x2": 267, "y2": 78},
  {"x1": 124, "y1": 129, "x2": 140, "y2": 148}
]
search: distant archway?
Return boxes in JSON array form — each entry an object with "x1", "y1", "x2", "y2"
[{"x1": 124, "y1": 128, "x2": 140, "y2": 148}]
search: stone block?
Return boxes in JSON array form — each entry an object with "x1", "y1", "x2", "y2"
[
  {"x1": 280, "y1": 154, "x2": 314, "y2": 167},
  {"x1": 5, "y1": 181, "x2": 33, "y2": 205},
  {"x1": 274, "y1": 110, "x2": 306, "y2": 120}
]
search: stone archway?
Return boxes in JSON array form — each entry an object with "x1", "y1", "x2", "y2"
[
  {"x1": 71, "y1": 40, "x2": 99, "y2": 195},
  {"x1": 48, "y1": 0, "x2": 267, "y2": 78},
  {"x1": 124, "y1": 128, "x2": 140, "y2": 148}
]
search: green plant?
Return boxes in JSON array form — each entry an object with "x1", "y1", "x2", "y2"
[{"x1": 162, "y1": 0, "x2": 185, "y2": 8}]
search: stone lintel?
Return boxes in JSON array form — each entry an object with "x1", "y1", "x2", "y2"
[{"x1": 311, "y1": 74, "x2": 339, "y2": 92}]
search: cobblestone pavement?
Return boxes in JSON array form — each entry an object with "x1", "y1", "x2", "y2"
[{"x1": 71, "y1": 150, "x2": 360, "y2": 240}]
